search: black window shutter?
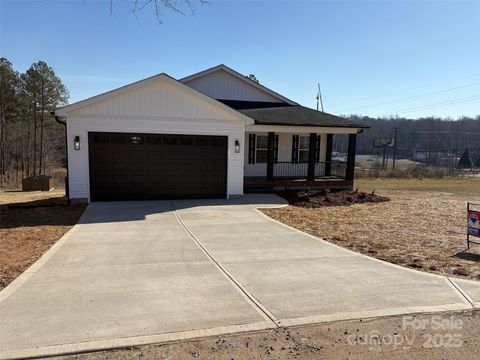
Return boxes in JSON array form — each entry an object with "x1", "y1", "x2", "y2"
[
  {"x1": 315, "y1": 135, "x2": 321, "y2": 163},
  {"x1": 274, "y1": 135, "x2": 279, "y2": 163},
  {"x1": 291, "y1": 135, "x2": 299, "y2": 163},
  {"x1": 248, "y1": 134, "x2": 256, "y2": 164}
]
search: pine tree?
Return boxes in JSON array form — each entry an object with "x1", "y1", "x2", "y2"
[
  {"x1": 0, "y1": 58, "x2": 21, "y2": 176},
  {"x1": 22, "y1": 61, "x2": 69, "y2": 175}
]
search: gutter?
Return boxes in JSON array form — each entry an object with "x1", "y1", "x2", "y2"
[{"x1": 52, "y1": 111, "x2": 70, "y2": 204}]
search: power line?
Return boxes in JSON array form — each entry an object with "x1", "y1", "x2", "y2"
[
  {"x1": 338, "y1": 82, "x2": 480, "y2": 113},
  {"x1": 383, "y1": 95, "x2": 480, "y2": 116},
  {"x1": 329, "y1": 72, "x2": 480, "y2": 108},
  {"x1": 405, "y1": 130, "x2": 480, "y2": 135},
  {"x1": 397, "y1": 146, "x2": 480, "y2": 152}
]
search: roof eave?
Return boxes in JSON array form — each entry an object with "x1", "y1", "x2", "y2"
[{"x1": 253, "y1": 121, "x2": 369, "y2": 129}]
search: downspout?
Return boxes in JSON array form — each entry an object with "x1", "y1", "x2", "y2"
[{"x1": 52, "y1": 111, "x2": 70, "y2": 204}]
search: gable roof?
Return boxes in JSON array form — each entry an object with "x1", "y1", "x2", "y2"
[
  {"x1": 54, "y1": 73, "x2": 254, "y2": 124},
  {"x1": 180, "y1": 64, "x2": 298, "y2": 106},
  {"x1": 239, "y1": 106, "x2": 368, "y2": 129}
]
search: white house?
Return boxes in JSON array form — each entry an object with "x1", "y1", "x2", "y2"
[{"x1": 55, "y1": 65, "x2": 367, "y2": 202}]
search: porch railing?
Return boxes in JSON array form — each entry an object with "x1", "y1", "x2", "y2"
[{"x1": 272, "y1": 161, "x2": 347, "y2": 179}]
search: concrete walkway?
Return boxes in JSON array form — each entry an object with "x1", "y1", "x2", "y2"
[{"x1": 1, "y1": 195, "x2": 479, "y2": 359}]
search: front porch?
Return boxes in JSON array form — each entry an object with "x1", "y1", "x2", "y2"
[{"x1": 243, "y1": 129, "x2": 357, "y2": 193}]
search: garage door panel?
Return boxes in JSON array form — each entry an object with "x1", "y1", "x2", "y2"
[
  {"x1": 111, "y1": 162, "x2": 128, "y2": 172},
  {"x1": 89, "y1": 132, "x2": 227, "y2": 201},
  {"x1": 112, "y1": 175, "x2": 129, "y2": 184}
]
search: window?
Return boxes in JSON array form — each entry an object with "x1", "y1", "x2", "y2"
[
  {"x1": 146, "y1": 136, "x2": 162, "y2": 145},
  {"x1": 195, "y1": 138, "x2": 210, "y2": 146},
  {"x1": 298, "y1": 135, "x2": 309, "y2": 163},
  {"x1": 163, "y1": 136, "x2": 177, "y2": 145},
  {"x1": 93, "y1": 134, "x2": 109, "y2": 144},
  {"x1": 256, "y1": 135, "x2": 268, "y2": 163},
  {"x1": 179, "y1": 137, "x2": 194, "y2": 146},
  {"x1": 111, "y1": 135, "x2": 127, "y2": 144}
]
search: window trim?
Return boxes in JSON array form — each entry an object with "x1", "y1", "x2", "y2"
[
  {"x1": 255, "y1": 134, "x2": 268, "y2": 164},
  {"x1": 298, "y1": 135, "x2": 310, "y2": 163}
]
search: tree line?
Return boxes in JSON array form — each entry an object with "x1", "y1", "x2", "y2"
[
  {"x1": 333, "y1": 115, "x2": 480, "y2": 164},
  {"x1": 0, "y1": 58, "x2": 68, "y2": 187}
]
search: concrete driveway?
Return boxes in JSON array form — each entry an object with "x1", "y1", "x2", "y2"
[{"x1": 1, "y1": 195, "x2": 479, "y2": 358}]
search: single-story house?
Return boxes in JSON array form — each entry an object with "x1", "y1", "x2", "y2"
[{"x1": 55, "y1": 64, "x2": 367, "y2": 202}]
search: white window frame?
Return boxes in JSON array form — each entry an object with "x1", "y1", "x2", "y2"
[
  {"x1": 298, "y1": 135, "x2": 310, "y2": 163},
  {"x1": 255, "y1": 135, "x2": 268, "y2": 163},
  {"x1": 255, "y1": 134, "x2": 268, "y2": 164}
]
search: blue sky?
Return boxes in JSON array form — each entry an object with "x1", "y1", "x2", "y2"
[{"x1": 1, "y1": 0, "x2": 479, "y2": 119}]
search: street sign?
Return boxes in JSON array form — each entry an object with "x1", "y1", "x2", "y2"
[{"x1": 467, "y1": 203, "x2": 480, "y2": 249}]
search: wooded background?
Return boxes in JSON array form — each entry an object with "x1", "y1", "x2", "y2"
[
  {"x1": 351, "y1": 115, "x2": 480, "y2": 155},
  {"x1": 0, "y1": 58, "x2": 68, "y2": 188},
  {"x1": 333, "y1": 115, "x2": 480, "y2": 166},
  {"x1": 0, "y1": 56, "x2": 478, "y2": 188}
]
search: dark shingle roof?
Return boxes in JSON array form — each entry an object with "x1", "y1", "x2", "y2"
[
  {"x1": 217, "y1": 99, "x2": 292, "y2": 110},
  {"x1": 239, "y1": 106, "x2": 368, "y2": 128}
]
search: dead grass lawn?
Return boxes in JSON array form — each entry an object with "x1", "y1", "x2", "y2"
[
  {"x1": 0, "y1": 190, "x2": 86, "y2": 290},
  {"x1": 61, "y1": 310, "x2": 480, "y2": 360},
  {"x1": 263, "y1": 179, "x2": 480, "y2": 280}
]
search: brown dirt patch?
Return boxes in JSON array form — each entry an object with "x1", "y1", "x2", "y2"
[
  {"x1": 262, "y1": 187, "x2": 480, "y2": 280},
  {"x1": 60, "y1": 310, "x2": 480, "y2": 359},
  {"x1": 0, "y1": 190, "x2": 85, "y2": 290},
  {"x1": 278, "y1": 189, "x2": 389, "y2": 208}
]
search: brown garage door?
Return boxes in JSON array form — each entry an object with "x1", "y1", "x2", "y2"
[{"x1": 88, "y1": 132, "x2": 228, "y2": 201}]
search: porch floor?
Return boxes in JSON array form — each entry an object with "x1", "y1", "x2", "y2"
[{"x1": 244, "y1": 177, "x2": 353, "y2": 193}]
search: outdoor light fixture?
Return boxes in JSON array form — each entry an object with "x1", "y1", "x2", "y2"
[
  {"x1": 234, "y1": 139, "x2": 240, "y2": 153},
  {"x1": 74, "y1": 136, "x2": 80, "y2": 150}
]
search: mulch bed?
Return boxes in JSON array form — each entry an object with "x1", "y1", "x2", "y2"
[{"x1": 278, "y1": 189, "x2": 390, "y2": 208}]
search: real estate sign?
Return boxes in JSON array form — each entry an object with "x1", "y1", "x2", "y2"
[
  {"x1": 467, "y1": 203, "x2": 480, "y2": 249},
  {"x1": 468, "y1": 210, "x2": 480, "y2": 237}
]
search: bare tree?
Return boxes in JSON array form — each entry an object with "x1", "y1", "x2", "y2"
[{"x1": 110, "y1": 0, "x2": 208, "y2": 22}]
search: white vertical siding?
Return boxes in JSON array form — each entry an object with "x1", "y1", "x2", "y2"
[
  {"x1": 66, "y1": 77, "x2": 246, "y2": 202},
  {"x1": 184, "y1": 70, "x2": 283, "y2": 102},
  {"x1": 244, "y1": 131, "x2": 329, "y2": 177},
  {"x1": 76, "y1": 78, "x2": 241, "y2": 120}
]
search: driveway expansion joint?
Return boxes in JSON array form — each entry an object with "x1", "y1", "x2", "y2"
[
  {"x1": 447, "y1": 277, "x2": 476, "y2": 308},
  {"x1": 171, "y1": 201, "x2": 279, "y2": 327}
]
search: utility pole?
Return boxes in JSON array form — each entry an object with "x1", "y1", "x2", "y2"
[
  {"x1": 382, "y1": 146, "x2": 386, "y2": 168},
  {"x1": 316, "y1": 83, "x2": 324, "y2": 112},
  {"x1": 392, "y1": 127, "x2": 399, "y2": 171}
]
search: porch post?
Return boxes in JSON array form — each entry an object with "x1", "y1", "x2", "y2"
[
  {"x1": 307, "y1": 133, "x2": 317, "y2": 180},
  {"x1": 346, "y1": 133, "x2": 357, "y2": 181},
  {"x1": 325, "y1": 134, "x2": 333, "y2": 176},
  {"x1": 267, "y1": 132, "x2": 275, "y2": 181}
]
